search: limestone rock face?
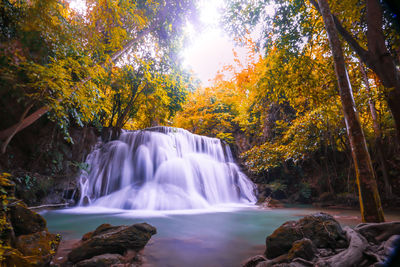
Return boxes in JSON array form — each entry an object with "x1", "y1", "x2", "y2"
[
  {"x1": 265, "y1": 212, "x2": 347, "y2": 259},
  {"x1": 68, "y1": 222, "x2": 157, "y2": 263}
]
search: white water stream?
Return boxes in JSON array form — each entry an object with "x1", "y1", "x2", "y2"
[{"x1": 79, "y1": 126, "x2": 256, "y2": 210}]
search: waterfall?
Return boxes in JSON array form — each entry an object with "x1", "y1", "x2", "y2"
[{"x1": 79, "y1": 126, "x2": 256, "y2": 210}]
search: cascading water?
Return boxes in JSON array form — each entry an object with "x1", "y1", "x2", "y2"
[{"x1": 79, "y1": 126, "x2": 256, "y2": 210}]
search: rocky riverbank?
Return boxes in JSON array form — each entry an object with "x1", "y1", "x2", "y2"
[
  {"x1": 0, "y1": 173, "x2": 60, "y2": 266},
  {"x1": 243, "y1": 213, "x2": 400, "y2": 267},
  {"x1": 0, "y1": 173, "x2": 157, "y2": 267}
]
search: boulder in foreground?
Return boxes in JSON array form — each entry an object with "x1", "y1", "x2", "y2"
[
  {"x1": 265, "y1": 212, "x2": 347, "y2": 259},
  {"x1": 68, "y1": 222, "x2": 157, "y2": 264}
]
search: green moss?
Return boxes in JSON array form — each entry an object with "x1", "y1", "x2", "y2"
[{"x1": 0, "y1": 173, "x2": 60, "y2": 266}]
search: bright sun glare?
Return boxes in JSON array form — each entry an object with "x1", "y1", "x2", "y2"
[
  {"x1": 68, "y1": 0, "x2": 251, "y2": 87},
  {"x1": 181, "y1": 0, "x2": 251, "y2": 87}
]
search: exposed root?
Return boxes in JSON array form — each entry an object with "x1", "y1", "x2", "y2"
[
  {"x1": 355, "y1": 222, "x2": 400, "y2": 242},
  {"x1": 316, "y1": 227, "x2": 367, "y2": 267},
  {"x1": 244, "y1": 217, "x2": 400, "y2": 267},
  {"x1": 292, "y1": 257, "x2": 314, "y2": 266}
]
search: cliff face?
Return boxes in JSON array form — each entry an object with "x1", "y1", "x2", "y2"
[{"x1": 0, "y1": 120, "x2": 99, "y2": 206}]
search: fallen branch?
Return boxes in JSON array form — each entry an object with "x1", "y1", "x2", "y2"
[{"x1": 29, "y1": 203, "x2": 70, "y2": 210}]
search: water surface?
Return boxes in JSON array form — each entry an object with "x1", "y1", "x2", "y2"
[{"x1": 43, "y1": 205, "x2": 397, "y2": 267}]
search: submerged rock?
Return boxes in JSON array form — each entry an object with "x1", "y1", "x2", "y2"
[{"x1": 68, "y1": 222, "x2": 157, "y2": 263}]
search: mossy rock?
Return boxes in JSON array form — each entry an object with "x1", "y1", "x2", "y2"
[
  {"x1": 265, "y1": 220, "x2": 303, "y2": 259},
  {"x1": 0, "y1": 173, "x2": 60, "y2": 266},
  {"x1": 15, "y1": 231, "x2": 60, "y2": 266},
  {"x1": 82, "y1": 223, "x2": 114, "y2": 241},
  {"x1": 287, "y1": 238, "x2": 317, "y2": 261},
  {"x1": 0, "y1": 247, "x2": 37, "y2": 267},
  {"x1": 0, "y1": 211, "x2": 14, "y2": 246},
  {"x1": 265, "y1": 213, "x2": 347, "y2": 259},
  {"x1": 8, "y1": 202, "x2": 46, "y2": 236}
]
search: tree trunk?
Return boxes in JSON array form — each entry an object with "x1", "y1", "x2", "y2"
[
  {"x1": 0, "y1": 106, "x2": 49, "y2": 140},
  {"x1": 365, "y1": 0, "x2": 400, "y2": 143},
  {"x1": 317, "y1": 0, "x2": 384, "y2": 222},
  {"x1": 115, "y1": 83, "x2": 140, "y2": 129},
  {"x1": 309, "y1": 0, "x2": 400, "y2": 142},
  {"x1": 359, "y1": 62, "x2": 392, "y2": 200},
  {"x1": 0, "y1": 103, "x2": 35, "y2": 154}
]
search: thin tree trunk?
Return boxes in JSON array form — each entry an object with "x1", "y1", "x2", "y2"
[
  {"x1": 309, "y1": 0, "x2": 400, "y2": 142},
  {"x1": 0, "y1": 103, "x2": 35, "y2": 154},
  {"x1": 365, "y1": 0, "x2": 400, "y2": 143},
  {"x1": 0, "y1": 106, "x2": 49, "y2": 153},
  {"x1": 115, "y1": 85, "x2": 139, "y2": 129},
  {"x1": 359, "y1": 62, "x2": 392, "y2": 199},
  {"x1": 317, "y1": 0, "x2": 384, "y2": 222}
]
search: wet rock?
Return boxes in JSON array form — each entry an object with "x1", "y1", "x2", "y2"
[
  {"x1": 265, "y1": 212, "x2": 347, "y2": 259},
  {"x1": 68, "y1": 223, "x2": 157, "y2": 263},
  {"x1": 260, "y1": 197, "x2": 285, "y2": 208},
  {"x1": 8, "y1": 201, "x2": 46, "y2": 236},
  {"x1": 256, "y1": 184, "x2": 272, "y2": 204},
  {"x1": 75, "y1": 253, "x2": 124, "y2": 267},
  {"x1": 82, "y1": 196, "x2": 90, "y2": 206},
  {"x1": 287, "y1": 238, "x2": 317, "y2": 261},
  {"x1": 81, "y1": 223, "x2": 114, "y2": 241},
  {"x1": 15, "y1": 230, "x2": 60, "y2": 266}
]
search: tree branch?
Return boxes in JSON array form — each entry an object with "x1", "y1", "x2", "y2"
[{"x1": 308, "y1": 0, "x2": 370, "y2": 64}]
